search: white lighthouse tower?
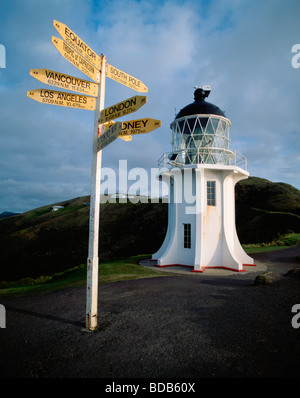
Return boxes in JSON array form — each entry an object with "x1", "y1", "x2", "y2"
[{"x1": 152, "y1": 86, "x2": 254, "y2": 272}]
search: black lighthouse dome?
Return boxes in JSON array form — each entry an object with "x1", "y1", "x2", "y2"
[{"x1": 175, "y1": 87, "x2": 226, "y2": 119}]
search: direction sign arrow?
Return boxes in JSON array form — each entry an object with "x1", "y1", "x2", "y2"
[
  {"x1": 99, "y1": 95, "x2": 147, "y2": 123},
  {"x1": 119, "y1": 135, "x2": 132, "y2": 141},
  {"x1": 27, "y1": 88, "x2": 96, "y2": 110},
  {"x1": 53, "y1": 20, "x2": 101, "y2": 70},
  {"x1": 52, "y1": 36, "x2": 99, "y2": 83},
  {"x1": 119, "y1": 118, "x2": 161, "y2": 136},
  {"x1": 106, "y1": 63, "x2": 148, "y2": 93},
  {"x1": 97, "y1": 122, "x2": 122, "y2": 151},
  {"x1": 102, "y1": 120, "x2": 132, "y2": 141},
  {"x1": 103, "y1": 120, "x2": 116, "y2": 131},
  {"x1": 30, "y1": 69, "x2": 98, "y2": 97}
]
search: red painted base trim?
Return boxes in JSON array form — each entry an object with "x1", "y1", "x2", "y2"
[
  {"x1": 198, "y1": 266, "x2": 247, "y2": 272},
  {"x1": 243, "y1": 263, "x2": 257, "y2": 267},
  {"x1": 154, "y1": 263, "x2": 247, "y2": 273}
]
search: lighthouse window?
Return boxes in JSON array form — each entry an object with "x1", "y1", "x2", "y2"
[
  {"x1": 207, "y1": 181, "x2": 216, "y2": 206},
  {"x1": 183, "y1": 223, "x2": 191, "y2": 249}
]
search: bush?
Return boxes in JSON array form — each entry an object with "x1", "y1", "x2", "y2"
[
  {"x1": 277, "y1": 233, "x2": 300, "y2": 246},
  {"x1": 0, "y1": 275, "x2": 52, "y2": 289}
]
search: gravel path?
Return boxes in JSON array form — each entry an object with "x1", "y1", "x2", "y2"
[{"x1": 0, "y1": 246, "x2": 299, "y2": 379}]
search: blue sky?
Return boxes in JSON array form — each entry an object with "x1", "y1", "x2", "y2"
[{"x1": 0, "y1": 0, "x2": 300, "y2": 213}]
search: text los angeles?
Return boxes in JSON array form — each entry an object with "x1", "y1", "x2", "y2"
[{"x1": 40, "y1": 90, "x2": 89, "y2": 104}]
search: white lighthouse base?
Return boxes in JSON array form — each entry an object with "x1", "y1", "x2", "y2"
[{"x1": 152, "y1": 164, "x2": 254, "y2": 273}]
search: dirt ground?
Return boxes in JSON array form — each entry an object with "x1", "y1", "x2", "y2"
[{"x1": 0, "y1": 246, "x2": 300, "y2": 380}]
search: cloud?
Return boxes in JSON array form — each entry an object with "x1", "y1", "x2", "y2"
[{"x1": 0, "y1": 0, "x2": 299, "y2": 213}]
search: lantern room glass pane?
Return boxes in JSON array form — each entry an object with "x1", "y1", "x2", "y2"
[
  {"x1": 217, "y1": 119, "x2": 226, "y2": 135},
  {"x1": 186, "y1": 118, "x2": 196, "y2": 134},
  {"x1": 205, "y1": 118, "x2": 215, "y2": 134},
  {"x1": 199, "y1": 117, "x2": 209, "y2": 130},
  {"x1": 211, "y1": 117, "x2": 219, "y2": 132},
  {"x1": 178, "y1": 120, "x2": 185, "y2": 132}
]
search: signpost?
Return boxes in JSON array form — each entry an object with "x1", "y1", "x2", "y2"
[
  {"x1": 106, "y1": 63, "x2": 148, "y2": 93},
  {"x1": 27, "y1": 88, "x2": 96, "y2": 110},
  {"x1": 53, "y1": 20, "x2": 101, "y2": 70},
  {"x1": 104, "y1": 118, "x2": 161, "y2": 141},
  {"x1": 27, "y1": 19, "x2": 161, "y2": 331},
  {"x1": 52, "y1": 36, "x2": 99, "y2": 83},
  {"x1": 86, "y1": 54, "x2": 105, "y2": 331},
  {"x1": 99, "y1": 95, "x2": 147, "y2": 123},
  {"x1": 30, "y1": 69, "x2": 98, "y2": 96},
  {"x1": 119, "y1": 135, "x2": 132, "y2": 141},
  {"x1": 97, "y1": 122, "x2": 122, "y2": 151},
  {"x1": 120, "y1": 118, "x2": 161, "y2": 137}
]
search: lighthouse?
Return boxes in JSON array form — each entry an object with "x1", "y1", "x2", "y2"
[{"x1": 152, "y1": 86, "x2": 254, "y2": 272}]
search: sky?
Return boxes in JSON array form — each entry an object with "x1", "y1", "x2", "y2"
[{"x1": 0, "y1": 0, "x2": 300, "y2": 213}]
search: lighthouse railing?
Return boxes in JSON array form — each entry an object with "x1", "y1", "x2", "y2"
[
  {"x1": 234, "y1": 150, "x2": 247, "y2": 170},
  {"x1": 158, "y1": 148, "x2": 247, "y2": 170}
]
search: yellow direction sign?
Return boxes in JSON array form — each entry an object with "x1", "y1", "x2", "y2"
[
  {"x1": 97, "y1": 122, "x2": 122, "y2": 151},
  {"x1": 106, "y1": 63, "x2": 148, "y2": 93},
  {"x1": 103, "y1": 120, "x2": 115, "y2": 132},
  {"x1": 102, "y1": 121, "x2": 132, "y2": 141},
  {"x1": 27, "y1": 88, "x2": 95, "y2": 111},
  {"x1": 119, "y1": 118, "x2": 161, "y2": 137},
  {"x1": 30, "y1": 69, "x2": 98, "y2": 97},
  {"x1": 99, "y1": 95, "x2": 147, "y2": 123},
  {"x1": 53, "y1": 20, "x2": 101, "y2": 70},
  {"x1": 119, "y1": 135, "x2": 132, "y2": 141},
  {"x1": 52, "y1": 36, "x2": 99, "y2": 83}
]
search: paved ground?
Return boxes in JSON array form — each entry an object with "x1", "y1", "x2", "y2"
[
  {"x1": 0, "y1": 246, "x2": 299, "y2": 379},
  {"x1": 139, "y1": 257, "x2": 268, "y2": 276}
]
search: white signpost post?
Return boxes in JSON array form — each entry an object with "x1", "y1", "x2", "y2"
[{"x1": 27, "y1": 20, "x2": 160, "y2": 331}]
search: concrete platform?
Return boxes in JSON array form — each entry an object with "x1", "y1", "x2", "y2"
[{"x1": 140, "y1": 258, "x2": 267, "y2": 277}]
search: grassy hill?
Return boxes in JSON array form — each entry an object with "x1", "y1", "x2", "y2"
[
  {"x1": 235, "y1": 177, "x2": 300, "y2": 243},
  {"x1": 0, "y1": 176, "x2": 299, "y2": 282},
  {"x1": 235, "y1": 177, "x2": 300, "y2": 215},
  {"x1": 0, "y1": 197, "x2": 167, "y2": 282}
]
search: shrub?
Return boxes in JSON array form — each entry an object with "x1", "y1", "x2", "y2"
[{"x1": 277, "y1": 233, "x2": 300, "y2": 246}]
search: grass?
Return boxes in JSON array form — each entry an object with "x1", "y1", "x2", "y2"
[
  {"x1": 243, "y1": 232, "x2": 300, "y2": 253},
  {"x1": 0, "y1": 255, "x2": 170, "y2": 298},
  {"x1": 243, "y1": 245, "x2": 290, "y2": 253},
  {"x1": 98, "y1": 255, "x2": 166, "y2": 284},
  {"x1": 1, "y1": 232, "x2": 299, "y2": 297},
  {"x1": 27, "y1": 204, "x2": 87, "y2": 219}
]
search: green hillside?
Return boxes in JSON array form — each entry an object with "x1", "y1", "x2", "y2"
[
  {"x1": 0, "y1": 176, "x2": 299, "y2": 282},
  {"x1": 235, "y1": 177, "x2": 300, "y2": 243},
  {"x1": 235, "y1": 177, "x2": 300, "y2": 215},
  {"x1": 0, "y1": 197, "x2": 167, "y2": 282}
]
